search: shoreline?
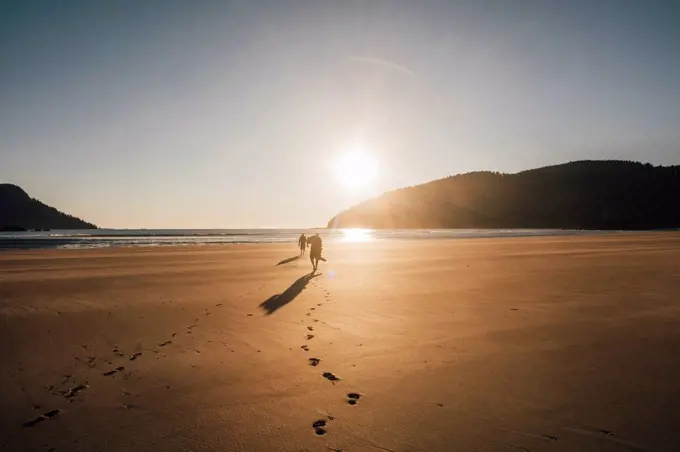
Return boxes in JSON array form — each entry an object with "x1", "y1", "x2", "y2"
[{"x1": 1, "y1": 228, "x2": 676, "y2": 253}]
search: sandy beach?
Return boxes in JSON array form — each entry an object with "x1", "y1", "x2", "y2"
[{"x1": 1, "y1": 233, "x2": 679, "y2": 452}]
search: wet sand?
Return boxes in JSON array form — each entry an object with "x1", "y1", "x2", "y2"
[{"x1": 1, "y1": 233, "x2": 679, "y2": 452}]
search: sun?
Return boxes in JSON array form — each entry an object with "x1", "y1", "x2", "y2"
[{"x1": 332, "y1": 148, "x2": 378, "y2": 189}]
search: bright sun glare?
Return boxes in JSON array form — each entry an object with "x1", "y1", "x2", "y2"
[
  {"x1": 341, "y1": 228, "x2": 373, "y2": 242},
  {"x1": 332, "y1": 149, "x2": 378, "y2": 189}
]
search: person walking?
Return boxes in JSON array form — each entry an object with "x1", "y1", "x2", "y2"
[
  {"x1": 298, "y1": 233, "x2": 307, "y2": 255},
  {"x1": 307, "y1": 233, "x2": 326, "y2": 272}
]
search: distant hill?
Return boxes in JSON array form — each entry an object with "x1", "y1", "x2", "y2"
[
  {"x1": 0, "y1": 184, "x2": 97, "y2": 230},
  {"x1": 328, "y1": 160, "x2": 680, "y2": 230}
]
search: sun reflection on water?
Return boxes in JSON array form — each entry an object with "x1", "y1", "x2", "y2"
[{"x1": 340, "y1": 228, "x2": 374, "y2": 242}]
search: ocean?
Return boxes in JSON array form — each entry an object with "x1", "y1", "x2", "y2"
[{"x1": 0, "y1": 228, "x2": 618, "y2": 250}]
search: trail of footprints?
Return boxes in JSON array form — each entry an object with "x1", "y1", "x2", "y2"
[
  {"x1": 20, "y1": 280, "x2": 363, "y2": 446},
  {"x1": 305, "y1": 278, "x2": 361, "y2": 443},
  {"x1": 21, "y1": 285, "x2": 271, "y2": 430},
  {"x1": 24, "y1": 339, "x2": 167, "y2": 428},
  {"x1": 18, "y1": 277, "x2": 576, "y2": 450}
]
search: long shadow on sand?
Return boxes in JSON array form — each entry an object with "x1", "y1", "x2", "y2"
[
  {"x1": 260, "y1": 272, "x2": 320, "y2": 315},
  {"x1": 277, "y1": 255, "x2": 302, "y2": 266}
]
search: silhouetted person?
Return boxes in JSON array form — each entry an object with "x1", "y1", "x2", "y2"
[
  {"x1": 307, "y1": 233, "x2": 326, "y2": 272},
  {"x1": 298, "y1": 233, "x2": 307, "y2": 255}
]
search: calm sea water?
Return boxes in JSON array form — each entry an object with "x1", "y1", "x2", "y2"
[{"x1": 0, "y1": 228, "x2": 615, "y2": 250}]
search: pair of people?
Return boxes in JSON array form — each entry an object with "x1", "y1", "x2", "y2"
[{"x1": 298, "y1": 233, "x2": 326, "y2": 272}]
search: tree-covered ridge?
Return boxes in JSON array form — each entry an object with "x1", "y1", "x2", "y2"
[
  {"x1": 0, "y1": 184, "x2": 97, "y2": 230},
  {"x1": 328, "y1": 160, "x2": 680, "y2": 230}
]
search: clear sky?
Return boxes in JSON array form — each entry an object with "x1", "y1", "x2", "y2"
[{"x1": 1, "y1": 0, "x2": 679, "y2": 228}]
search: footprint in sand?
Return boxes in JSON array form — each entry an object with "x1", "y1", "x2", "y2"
[
  {"x1": 158, "y1": 340, "x2": 172, "y2": 347},
  {"x1": 347, "y1": 393, "x2": 361, "y2": 405},
  {"x1": 312, "y1": 419, "x2": 327, "y2": 435},
  {"x1": 81, "y1": 356, "x2": 97, "y2": 368},
  {"x1": 306, "y1": 334, "x2": 315, "y2": 340},
  {"x1": 102, "y1": 366, "x2": 125, "y2": 376},
  {"x1": 322, "y1": 372, "x2": 340, "y2": 383},
  {"x1": 62, "y1": 383, "x2": 88, "y2": 399},
  {"x1": 129, "y1": 352, "x2": 143, "y2": 361},
  {"x1": 308, "y1": 358, "x2": 321, "y2": 367},
  {"x1": 23, "y1": 409, "x2": 61, "y2": 428},
  {"x1": 301, "y1": 345, "x2": 310, "y2": 351},
  {"x1": 307, "y1": 326, "x2": 314, "y2": 331}
]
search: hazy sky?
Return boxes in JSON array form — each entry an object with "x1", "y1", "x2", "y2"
[{"x1": 1, "y1": 0, "x2": 679, "y2": 228}]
